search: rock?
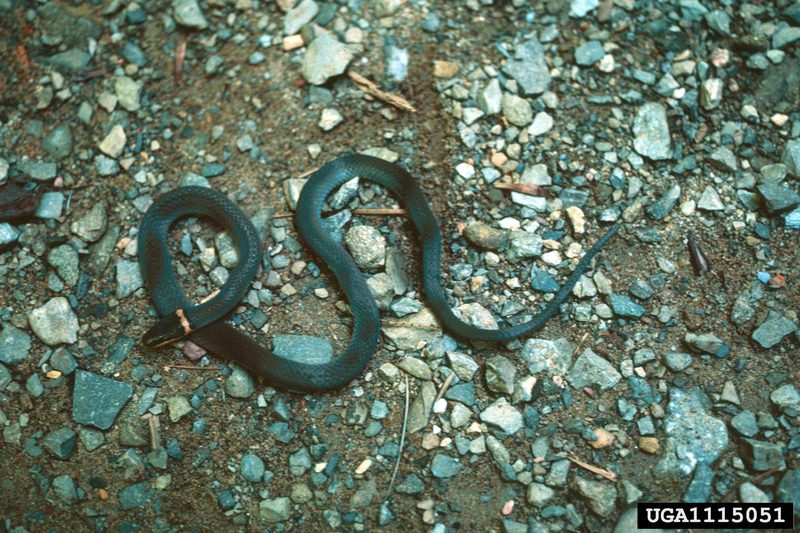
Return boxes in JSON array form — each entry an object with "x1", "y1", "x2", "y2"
[
  {"x1": 707, "y1": 146, "x2": 737, "y2": 171},
  {"x1": 570, "y1": 349, "x2": 621, "y2": 390},
  {"x1": 520, "y1": 337, "x2": 573, "y2": 375},
  {"x1": 50, "y1": 475, "x2": 79, "y2": 505},
  {"x1": 575, "y1": 40, "x2": 605, "y2": 66},
  {"x1": 507, "y1": 231, "x2": 543, "y2": 261},
  {"x1": 376, "y1": 0, "x2": 403, "y2": 17},
  {"x1": 260, "y1": 497, "x2": 291, "y2": 522},
  {"x1": 770, "y1": 384, "x2": 800, "y2": 412},
  {"x1": 116, "y1": 259, "x2": 143, "y2": 299},
  {"x1": 683, "y1": 463, "x2": 714, "y2": 503},
  {"x1": 172, "y1": 0, "x2": 209, "y2": 29},
  {"x1": 28, "y1": 297, "x2": 79, "y2": 346},
  {"x1": 527, "y1": 482, "x2": 555, "y2": 506},
  {"x1": 284, "y1": 0, "x2": 318, "y2": 34},
  {"x1": 685, "y1": 332, "x2": 729, "y2": 357},
  {"x1": 0, "y1": 223, "x2": 19, "y2": 245},
  {"x1": 407, "y1": 381, "x2": 436, "y2": 433},
  {"x1": 43, "y1": 427, "x2": 77, "y2": 459},
  {"x1": 740, "y1": 482, "x2": 770, "y2": 503},
  {"x1": 485, "y1": 355, "x2": 516, "y2": 395},
  {"x1": 752, "y1": 313, "x2": 797, "y2": 348},
  {"x1": 0, "y1": 325, "x2": 32, "y2": 365},
  {"x1": 42, "y1": 123, "x2": 73, "y2": 160},
  {"x1": 46, "y1": 49, "x2": 90, "y2": 71},
  {"x1": 96, "y1": 155, "x2": 120, "y2": 176},
  {"x1": 783, "y1": 139, "x2": 800, "y2": 177},
  {"x1": 318, "y1": 108, "x2": 343, "y2": 131},
  {"x1": 740, "y1": 439, "x2": 786, "y2": 471},
  {"x1": 777, "y1": 470, "x2": 800, "y2": 514},
  {"x1": 773, "y1": 26, "x2": 800, "y2": 49},
  {"x1": 225, "y1": 365, "x2": 256, "y2": 398},
  {"x1": 446, "y1": 351, "x2": 479, "y2": 381},
  {"x1": 167, "y1": 396, "x2": 192, "y2": 422},
  {"x1": 757, "y1": 181, "x2": 800, "y2": 215},
  {"x1": 479, "y1": 398, "x2": 523, "y2": 434},
  {"x1": 647, "y1": 185, "x2": 681, "y2": 220},
  {"x1": 463, "y1": 222, "x2": 507, "y2": 251},
  {"x1": 430, "y1": 454, "x2": 463, "y2": 478},
  {"x1": 398, "y1": 357, "x2": 432, "y2": 380},
  {"x1": 72, "y1": 370, "x2": 134, "y2": 429},
  {"x1": 98, "y1": 125, "x2": 127, "y2": 158},
  {"x1": 608, "y1": 293, "x2": 645, "y2": 318},
  {"x1": 382, "y1": 308, "x2": 441, "y2": 351},
  {"x1": 613, "y1": 506, "x2": 667, "y2": 533},
  {"x1": 502, "y1": 38, "x2": 551, "y2": 96},
  {"x1": 302, "y1": 33, "x2": 353, "y2": 85},
  {"x1": 396, "y1": 473, "x2": 425, "y2": 494},
  {"x1": 705, "y1": 9, "x2": 731, "y2": 35},
  {"x1": 570, "y1": 0, "x2": 598, "y2": 17},
  {"x1": 241, "y1": 452, "x2": 266, "y2": 482},
  {"x1": 755, "y1": 61, "x2": 800, "y2": 115},
  {"x1": 71, "y1": 202, "x2": 107, "y2": 243},
  {"x1": 0, "y1": 363, "x2": 10, "y2": 390},
  {"x1": 528, "y1": 111, "x2": 553, "y2": 137},
  {"x1": 655, "y1": 388, "x2": 728, "y2": 477},
  {"x1": 477, "y1": 78, "x2": 502, "y2": 115},
  {"x1": 115, "y1": 76, "x2": 142, "y2": 112},
  {"x1": 632, "y1": 103, "x2": 671, "y2": 160},
  {"x1": 501, "y1": 94, "x2": 533, "y2": 127},
  {"x1": 575, "y1": 477, "x2": 617, "y2": 517},
  {"x1": 700, "y1": 78, "x2": 723, "y2": 110},
  {"x1": 272, "y1": 334, "x2": 333, "y2": 365},
  {"x1": 18, "y1": 161, "x2": 57, "y2": 181},
  {"x1": 697, "y1": 186, "x2": 724, "y2": 211},
  {"x1": 345, "y1": 225, "x2": 385, "y2": 271},
  {"x1": 47, "y1": 244, "x2": 80, "y2": 287},
  {"x1": 119, "y1": 481, "x2": 154, "y2": 510},
  {"x1": 730, "y1": 410, "x2": 759, "y2": 437}
]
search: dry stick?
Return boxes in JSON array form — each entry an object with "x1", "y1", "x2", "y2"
[
  {"x1": 173, "y1": 36, "x2": 187, "y2": 85},
  {"x1": 434, "y1": 373, "x2": 456, "y2": 404},
  {"x1": 493, "y1": 182, "x2": 550, "y2": 197},
  {"x1": 145, "y1": 415, "x2": 161, "y2": 450},
  {"x1": 572, "y1": 332, "x2": 590, "y2": 357},
  {"x1": 347, "y1": 70, "x2": 417, "y2": 113},
  {"x1": 568, "y1": 456, "x2": 618, "y2": 482},
  {"x1": 163, "y1": 364, "x2": 221, "y2": 371},
  {"x1": 386, "y1": 375, "x2": 411, "y2": 499}
]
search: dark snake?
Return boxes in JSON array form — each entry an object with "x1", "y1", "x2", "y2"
[{"x1": 138, "y1": 154, "x2": 621, "y2": 392}]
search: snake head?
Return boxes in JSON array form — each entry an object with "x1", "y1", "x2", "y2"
[{"x1": 142, "y1": 309, "x2": 193, "y2": 347}]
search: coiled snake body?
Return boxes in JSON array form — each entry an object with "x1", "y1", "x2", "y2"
[{"x1": 139, "y1": 154, "x2": 620, "y2": 392}]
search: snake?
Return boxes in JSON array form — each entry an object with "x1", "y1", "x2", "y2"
[{"x1": 138, "y1": 154, "x2": 621, "y2": 392}]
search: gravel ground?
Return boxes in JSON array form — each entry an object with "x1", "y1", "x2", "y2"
[{"x1": 1, "y1": 0, "x2": 799, "y2": 531}]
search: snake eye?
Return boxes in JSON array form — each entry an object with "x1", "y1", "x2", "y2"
[{"x1": 142, "y1": 309, "x2": 192, "y2": 347}]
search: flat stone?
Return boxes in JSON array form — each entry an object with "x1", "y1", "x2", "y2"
[
  {"x1": 740, "y1": 438, "x2": 786, "y2": 471},
  {"x1": 37, "y1": 192, "x2": 65, "y2": 218},
  {"x1": 633, "y1": 102, "x2": 671, "y2": 160},
  {"x1": 284, "y1": 0, "x2": 318, "y2": 34},
  {"x1": 28, "y1": 297, "x2": 79, "y2": 346},
  {"x1": 172, "y1": 0, "x2": 209, "y2": 29},
  {"x1": 446, "y1": 351, "x2": 479, "y2": 381},
  {"x1": 407, "y1": 381, "x2": 436, "y2": 433},
  {"x1": 302, "y1": 33, "x2": 354, "y2": 85},
  {"x1": 115, "y1": 76, "x2": 142, "y2": 112},
  {"x1": 770, "y1": 383, "x2": 800, "y2": 412},
  {"x1": 225, "y1": 365, "x2": 256, "y2": 398},
  {"x1": 685, "y1": 332, "x2": 729, "y2": 358},
  {"x1": 501, "y1": 94, "x2": 533, "y2": 127},
  {"x1": 398, "y1": 357, "x2": 432, "y2": 380},
  {"x1": 71, "y1": 202, "x2": 107, "y2": 243},
  {"x1": 47, "y1": 244, "x2": 80, "y2": 287},
  {"x1": 707, "y1": 146, "x2": 737, "y2": 171},
  {"x1": 0, "y1": 325, "x2": 32, "y2": 365},
  {"x1": 757, "y1": 181, "x2": 800, "y2": 215},
  {"x1": 570, "y1": 348, "x2": 621, "y2": 390},
  {"x1": 260, "y1": 497, "x2": 291, "y2": 523},
  {"x1": 0, "y1": 223, "x2": 19, "y2": 245},
  {"x1": 697, "y1": 186, "x2": 724, "y2": 211},
  {"x1": 705, "y1": 9, "x2": 731, "y2": 35},
  {"x1": 116, "y1": 259, "x2": 143, "y2": 299},
  {"x1": 485, "y1": 355, "x2": 516, "y2": 395},
  {"x1": 98, "y1": 125, "x2": 127, "y2": 158},
  {"x1": 647, "y1": 185, "x2": 681, "y2": 220},
  {"x1": 575, "y1": 477, "x2": 617, "y2": 518},
  {"x1": 730, "y1": 410, "x2": 759, "y2": 437},
  {"x1": 480, "y1": 398, "x2": 523, "y2": 434},
  {"x1": 501, "y1": 38, "x2": 551, "y2": 96},
  {"x1": 430, "y1": 454, "x2": 463, "y2": 478},
  {"x1": 608, "y1": 293, "x2": 645, "y2": 318},
  {"x1": 575, "y1": 40, "x2": 605, "y2": 66},
  {"x1": 18, "y1": 161, "x2": 57, "y2": 181},
  {"x1": 46, "y1": 49, "x2": 90, "y2": 71},
  {"x1": 782, "y1": 139, "x2": 800, "y2": 177},
  {"x1": 167, "y1": 396, "x2": 193, "y2": 422},
  {"x1": 345, "y1": 225, "x2": 385, "y2": 271},
  {"x1": 72, "y1": 370, "x2": 134, "y2": 429},
  {"x1": 752, "y1": 313, "x2": 797, "y2": 348},
  {"x1": 241, "y1": 452, "x2": 266, "y2": 482},
  {"x1": 773, "y1": 26, "x2": 800, "y2": 49},
  {"x1": 43, "y1": 427, "x2": 77, "y2": 459},
  {"x1": 42, "y1": 123, "x2": 73, "y2": 160},
  {"x1": 520, "y1": 337, "x2": 573, "y2": 375},
  {"x1": 273, "y1": 334, "x2": 333, "y2": 365}
]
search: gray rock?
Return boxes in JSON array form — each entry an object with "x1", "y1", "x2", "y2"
[
  {"x1": 705, "y1": 9, "x2": 731, "y2": 35},
  {"x1": 501, "y1": 94, "x2": 533, "y2": 126},
  {"x1": 570, "y1": 348, "x2": 621, "y2": 390},
  {"x1": 773, "y1": 26, "x2": 800, "y2": 49},
  {"x1": 679, "y1": 0, "x2": 707, "y2": 20},
  {"x1": 740, "y1": 482, "x2": 770, "y2": 503},
  {"x1": 116, "y1": 259, "x2": 143, "y2": 299},
  {"x1": 608, "y1": 293, "x2": 645, "y2": 318},
  {"x1": 757, "y1": 181, "x2": 800, "y2": 215},
  {"x1": 345, "y1": 225, "x2": 385, "y2": 271},
  {"x1": 225, "y1": 365, "x2": 256, "y2": 398},
  {"x1": 285, "y1": 0, "x2": 318, "y2": 34},
  {"x1": 43, "y1": 427, "x2": 77, "y2": 459},
  {"x1": 520, "y1": 337, "x2": 574, "y2": 375},
  {"x1": 664, "y1": 352, "x2": 692, "y2": 371},
  {"x1": 42, "y1": 123, "x2": 73, "y2": 160},
  {"x1": 0, "y1": 362, "x2": 10, "y2": 390},
  {"x1": 697, "y1": 186, "x2": 724, "y2": 211},
  {"x1": 575, "y1": 40, "x2": 604, "y2": 66},
  {"x1": 740, "y1": 439, "x2": 785, "y2": 471},
  {"x1": 98, "y1": 125, "x2": 127, "y2": 159},
  {"x1": 752, "y1": 313, "x2": 797, "y2": 348},
  {"x1": 95, "y1": 155, "x2": 119, "y2": 176},
  {"x1": 575, "y1": 477, "x2": 617, "y2": 517},
  {"x1": 18, "y1": 161, "x2": 57, "y2": 181},
  {"x1": 777, "y1": 470, "x2": 800, "y2": 513},
  {"x1": 172, "y1": 0, "x2": 209, "y2": 29},
  {"x1": 46, "y1": 49, "x2": 90, "y2": 71},
  {"x1": 396, "y1": 473, "x2": 425, "y2": 494},
  {"x1": 527, "y1": 482, "x2": 555, "y2": 506},
  {"x1": 273, "y1": 334, "x2": 333, "y2": 365},
  {"x1": 707, "y1": 146, "x2": 737, "y2": 171},
  {"x1": 463, "y1": 222, "x2": 507, "y2": 251},
  {"x1": 167, "y1": 396, "x2": 192, "y2": 422},
  {"x1": 485, "y1": 355, "x2": 516, "y2": 395},
  {"x1": 119, "y1": 481, "x2": 154, "y2": 510},
  {"x1": 430, "y1": 454, "x2": 463, "y2": 478},
  {"x1": 770, "y1": 384, "x2": 800, "y2": 412},
  {"x1": 302, "y1": 33, "x2": 353, "y2": 85},
  {"x1": 647, "y1": 185, "x2": 681, "y2": 220},
  {"x1": 0, "y1": 223, "x2": 19, "y2": 245},
  {"x1": 260, "y1": 497, "x2": 291, "y2": 522},
  {"x1": 613, "y1": 506, "x2": 667, "y2": 533},
  {"x1": 479, "y1": 398, "x2": 523, "y2": 434},
  {"x1": 501, "y1": 38, "x2": 551, "y2": 96},
  {"x1": 115, "y1": 76, "x2": 142, "y2": 112},
  {"x1": 446, "y1": 351, "x2": 479, "y2": 381},
  {"x1": 477, "y1": 78, "x2": 502, "y2": 115},
  {"x1": 783, "y1": 139, "x2": 800, "y2": 177},
  {"x1": 0, "y1": 325, "x2": 32, "y2": 365},
  {"x1": 47, "y1": 244, "x2": 79, "y2": 287},
  {"x1": 407, "y1": 381, "x2": 436, "y2": 433},
  {"x1": 50, "y1": 474, "x2": 79, "y2": 504},
  {"x1": 633, "y1": 103, "x2": 671, "y2": 160},
  {"x1": 28, "y1": 297, "x2": 79, "y2": 345},
  {"x1": 683, "y1": 463, "x2": 714, "y2": 503},
  {"x1": 730, "y1": 410, "x2": 759, "y2": 437},
  {"x1": 72, "y1": 370, "x2": 134, "y2": 429},
  {"x1": 700, "y1": 78, "x2": 723, "y2": 110},
  {"x1": 241, "y1": 452, "x2": 266, "y2": 482},
  {"x1": 570, "y1": 0, "x2": 598, "y2": 17},
  {"x1": 398, "y1": 357, "x2": 432, "y2": 380},
  {"x1": 507, "y1": 231, "x2": 543, "y2": 261},
  {"x1": 655, "y1": 388, "x2": 728, "y2": 477},
  {"x1": 71, "y1": 202, "x2": 107, "y2": 243},
  {"x1": 685, "y1": 332, "x2": 729, "y2": 357}
]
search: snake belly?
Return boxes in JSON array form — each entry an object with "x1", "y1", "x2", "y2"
[{"x1": 139, "y1": 154, "x2": 621, "y2": 392}]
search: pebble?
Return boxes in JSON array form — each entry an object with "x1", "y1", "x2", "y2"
[
  {"x1": 241, "y1": 452, "x2": 266, "y2": 482},
  {"x1": 575, "y1": 477, "x2": 617, "y2": 518},
  {"x1": 574, "y1": 40, "x2": 605, "y2": 66},
  {"x1": 570, "y1": 349, "x2": 621, "y2": 391},
  {"x1": 260, "y1": 496, "x2": 291, "y2": 522},
  {"x1": 770, "y1": 384, "x2": 800, "y2": 413},
  {"x1": 28, "y1": 297, "x2": 79, "y2": 346},
  {"x1": 700, "y1": 78, "x2": 723, "y2": 110},
  {"x1": 479, "y1": 398, "x2": 523, "y2": 435},
  {"x1": 167, "y1": 396, "x2": 192, "y2": 422},
  {"x1": 502, "y1": 38, "x2": 551, "y2": 95},
  {"x1": 684, "y1": 332, "x2": 729, "y2": 357},
  {"x1": 608, "y1": 293, "x2": 645, "y2": 318},
  {"x1": 740, "y1": 438, "x2": 786, "y2": 471},
  {"x1": 633, "y1": 102, "x2": 671, "y2": 160},
  {"x1": 757, "y1": 181, "x2": 800, "y2": 215},
  {"x1": 50, "y1": 475, "x2": 79, "y2": 504},
  {"x1": 527, "y1": 111, "x2": 553, "y2": 137},
  {"x1": 47, "y1": 244, "x2": 79, "y2": 286},
  {"x1": 463, "y1": 222, "x2": 507, "y2": 251},
  {"x1": 485, "y1": 355, "x2": 516, "y2": 395},
  {"x1": 0, "y1": 223, "x2": 19, "y2": 245},
  {"x1": 345, "y1": 225, "x2": 385, "y2": 271},
  {"x1": 43, "y1": 427, "x2": 77, "y2": 460},
  {"x1": 225, "y1": 365, "x2": 256, "y2": 398},
  {"x1": 501, "y1": 94, "x2": 533, "y2": 127},
  {"x1": 72, "y1": 370, "x2": 134, "y2": 429},
  {"x1": 570, "y1": 0, "x2": 598, "y2": 17},
  {"x1": 319, "y1": 108, "x2": 343, "y2": 131},
  {"x1": 398, "y1": 357, "x2": 432, "y2": 380},
  {"x1": 114, "y1": 76, "x2": 142, "y2": 112},
  {"x1": 730, "y1": 410, "x2": 759, "y2": 437},
  {"x1": 302, "y1": 33, "x2": 353, "y2": 85},
  {"x1": 116, "y1": 259, "x2": 143, "y2": 298},
  {"x1": 71, "y1": 202, "x2": 107, "y2": 243},
  {"x1": 18, "y1": 161, "x2": 57, "y2": 181},
  {"x1": 697, "y1": 186, "x2": 724, "y2": 211},
  {"x1": 172, "y1": 0, "x2": 209, "y2": 29},
  {"x1": 98, "y1": 125, "x2": 127, "y2": 158},
  {"x1": 752, "y1": 313, "x2": 797, "y2": 348},
  {"x1": 42, "y1": 123, "x2": 73, "y2": 160},
  {"x1": 477, "y1": 78, "x2": 502, "y2": 115},
  {"x1": 430, "y1": 454, "x2": 463, "y2": 478},
  {"x1": 0, "y1": 325, "x2": 32, "y2": 365},
  {"x1": 527, "y1": 483, "x2": 555, "y2": 506}
]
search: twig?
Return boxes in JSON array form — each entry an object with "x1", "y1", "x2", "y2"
[
  {"x1": 347, "y1": 70, "x2": 417, "y2": 113},
  {"x1": 163, "y1": 364, "x2": 220, "y2": 371},
  {"x1": 572, "y1": 332, "x2": 590, "y2": 356},
  {"x1": 722, "y1": 469, "x2": 780, "y2": 500},
  {"x1": 385, "y1": 375, "x2": 410, "y2": 499},
  {"x1": 298, "y1": 166, "x2": 318, "y2": 179},
  {"x1": 568, "y1": 456, "x2": 618, "y2": 482},
  {"x1": 173, "y1": 36, "x2": 187, "y2": 85},
  {"x1": 434, "y1": 373, "x2": 455, "y2": 404},
  {"x1": 493, "y1": 182, "x2": 551, "y2": 197},
  {"x1": 145, "y1": 414, "x2": 161, "y2": 450}
]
